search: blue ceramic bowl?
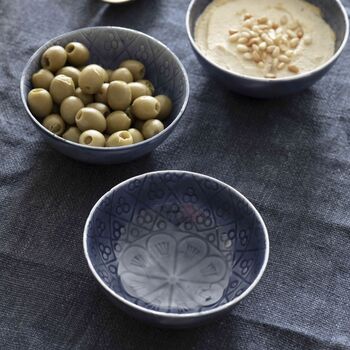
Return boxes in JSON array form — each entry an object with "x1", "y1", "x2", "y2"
[
  {"x1": 186, "y1": 0, "x2": 349, "y2": 98},
  {"x1": 83, "y1": 171, "x2": 269, "y2": 328},
  {"x1": 20, "y1": 27, "x2": 189, "y2": 164}
]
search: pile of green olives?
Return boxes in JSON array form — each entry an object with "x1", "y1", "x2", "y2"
[{"x1": 28, "y1": 42, "x2": 173, "y2": 148}]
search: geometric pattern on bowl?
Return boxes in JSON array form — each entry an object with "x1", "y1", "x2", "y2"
[{"x1": 85, "y1": 171, "x2": 269, "y2": 314}]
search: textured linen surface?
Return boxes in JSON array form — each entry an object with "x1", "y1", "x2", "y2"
[{"x1": 1, "y1": 0, "x2": 350, "y2": 349}]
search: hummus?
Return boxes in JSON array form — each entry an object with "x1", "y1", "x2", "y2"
[{"x1": 195, "y1": 0, "x2": 336, "y2": 78}]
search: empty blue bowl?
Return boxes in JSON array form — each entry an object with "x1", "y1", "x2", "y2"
[
  {"x1": 186, "y1": 0, "x2": 349, "y2": 98},
  {"x1": 20, "y1": 27, "x2": 189, "y2": 164},
  {"x1": 84, "y1": 171, "x2": 269, "y2": 328}
]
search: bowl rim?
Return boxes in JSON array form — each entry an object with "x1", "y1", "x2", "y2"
[
  {"x1": 186, "y1": 0, "x2": 349, "y2": 82},
  {"x1": 20, "y1": 26, "x2": 190, "y2": 151},
  {"x1": 83, "y1": 170, "x2": 270, "y2": 319}
]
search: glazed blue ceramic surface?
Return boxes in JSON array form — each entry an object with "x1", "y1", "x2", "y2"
[
  {"x1": 186, "y1": 0, "x2": 349, "y2": 98},
  {"x1": 20, "y1": 27, "x2": 189, "y2": 164},
  {"x1": 84, "y1": 171, "x2": 269, "y2": 328}
]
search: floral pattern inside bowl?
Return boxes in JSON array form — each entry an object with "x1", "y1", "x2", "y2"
[{"x1": 84, "y1": 171, "x2": 269, "y2": 317}]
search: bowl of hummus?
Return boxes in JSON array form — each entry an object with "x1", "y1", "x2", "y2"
[{"x1": 186, "y1": 0, "x2": 349, "y2": 98}]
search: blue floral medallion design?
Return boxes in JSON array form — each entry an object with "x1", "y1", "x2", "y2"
[{"x1": 86, "y1": 171, "x2": 268, "y2": 314}]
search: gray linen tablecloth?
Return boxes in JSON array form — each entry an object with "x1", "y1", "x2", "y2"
[{"x1": 1, "y1": 0, "x2": 350, "y2": 349}]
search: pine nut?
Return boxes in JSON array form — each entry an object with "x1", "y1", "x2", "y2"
[
  {"x1": 252, "y1": 51, "x2": 261, "y2": 62},
  {"x1": 267, "y1": 45, "x2": 276, "y2": 53},
  {"x1": 272, "y1": 22, "x2": 279, "y2": 30},
  {"x1": 244, "y1": 13, "x2": 252, "y2": 20},
  {"x1": 241, "y1": 32, "x2": 251, "y2": 38},
  {"x1": 258, "y1": 16, "x2": 268, "y2": 24},
  {"x1": 272, "y1": 47, "x2": 280, "y2": 58},
  {"x1": 243, "y1": 19, "x2": 254, "y2": 28},
  {"x1": 248, "y1": 38, "x2": 260, "y2": 46},
  {"x1": 265, "y1": 73, "x2": 276, "y2": 79},
  {"x1": 258, "y1": 61, "x2": 265, "y2": 68},
  {"x1": 262, "y1": 34, "x2": 274, "y2": 45},
  {"x1": 229, "y1": 33, "x2": 240, "y2": 42},
  {"x1": 259, "y1": 24, "x2": 269, "y2": 30},
  {"x1": 279, "y1": 55, "x2": 291, "y2": 63},
  {"x1": 238, "y1": 37, "x2": 249, "y2": 44},
  {"x1": 259, "y1": 42, "x2": 267, "y2": 51},
  {"x1": 252, "y1": 44, "x2": 259, "y2": 52},
  {"x1": 237, "y1": 44, "x2": 249, "y2": 52},
  {"x1": 297, "y1": 30, "x2": 304, "y2": 38},
  {"x1": 252, "y1": 25, "x2": 260, "y2": 32},
  {"x1": 304, "y1": 35, "x2": 312, "y2": 45},
  {"x1": 290, "y1": 38, "x2": 300, "y2": 48},
  {"x1": 285, "y1": 50, "x2": 294, "y2": 57},
  {"x1": 277, "y1": 62, "x2": 285, "y2": 70},
  {"x1": 275, "y1": 35, "x2": 283, "y2": 45},
  {"x1": 229, "y1": 29, "x2": 239, "y2": 35},
  {"x1": 288, "y1": 65, "x2": 300, "y2": 73},
  {"x1": 272, "y1": 58, "x2": 279, "y2": 68}
]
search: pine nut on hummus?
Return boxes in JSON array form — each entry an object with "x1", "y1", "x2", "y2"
[{"x1": 195, "y1": 0, "x2": 336, "y2": 78}]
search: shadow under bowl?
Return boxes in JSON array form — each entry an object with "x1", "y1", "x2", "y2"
[
  {"x1": 84, "y1": 170, "x2": 269, "y2": 328},
  {"x1": 21, "y1": 27, "x2": 189, "y2": 164},
  {"x1": 186, "y1": 0, "x2": 349, "y2": 98}
]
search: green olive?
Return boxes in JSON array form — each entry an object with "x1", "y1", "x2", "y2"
[
  {"x1": 42, "y1": 114, "x2": 65, "y2": 135},
  {"x1": 110, "y1": 68, "x2": 133, "y2": 83},
  {"x1": 106, "y1": 130, "x2": 133, "y2": 147},
  {"x1": 133, "y1": 119, "x2": 145, "y2": 131},
  {"x1": 142, "y1": 119, "x2": 164, "y2": 139},
  {"x1": 119, "y1": 60, "x2": 145, "y2": 80},
  {"x1": 155, "y1": 95, "x2": 172, "y2": 120},
  {"x1": 101, "y1": 67, "x2": 109, "y2": 83},
  {"x1": 56, "y1": 66, "x2": 80, "y2": 87},
  {"x1": 106, "y1": 111, "x2": 132, "y2": 134},
  {"x1": 128, "y1": 82, "x2": 151, "y2": 101},
  {"x1": 87, "y1": 102, "x2": 110, "y2": 117},
  {"x1": 131, "y1": 96, "x2": 160, "y2": 120},
  {"x1": 60, "y1": 96, "x2": 84, "y2": 125},
  {"x1": 49, "y1": 75, "x2": 75, "y2": 104},
  {"x1": 107, "y1": 81, "x2": 132, "y2": 110},
  {"x1": 28, "y1": 88, "x2": 53, "y2": 118},
  {"x1": 62, "y1": 126, "x2": 81, "y2": 143},
  {"x1": 94, "y1": 83, "x2": 109, "y2": 104},
  {"x1": 32, "y1": 69, "x2": 54, "y2": 90},
  {"x1": 75, "y1": 107, "x2": 107, "y2": 132},
  {"x1": 137, "y1": 80, "x2": 155, "y2": 95},
  {"x1": 75, "y1": 87, "x2": 94, "y2": 105},
  {"x1": 41, "y1": 46, "x2": 67, "y2": 72},
  {"x1": 128, "y1": 128, "x2": 144, "y2": 144},
  {"x1": 79, "y1": 64, "x2": 105, "y2": 94},
  {"x1": 65, "y1": 42, "x2": 90, "y2": 67},
  {"x1": 79, "y1": 130, "x2": 105, "y2": 147}
]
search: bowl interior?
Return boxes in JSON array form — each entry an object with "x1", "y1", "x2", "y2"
[
  {"x1": 21, "y1": 27, "x2": 188, "y2": 132},
  {"x1": 188, "y1": 0, "x2": 347, "y2": 58},
  {"x1": 85, "y1": 172, "x2": 268, "y2": 315}
]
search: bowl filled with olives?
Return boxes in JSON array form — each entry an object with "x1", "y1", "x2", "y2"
[{"x1": 20, "y1": 27, "x2": 189, "y2": 164}]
